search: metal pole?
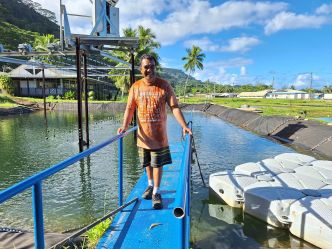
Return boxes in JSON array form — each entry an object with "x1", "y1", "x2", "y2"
[
  {"x1": 32, "y1": 182, "x2": 45, "y2": 249},
  {"x1": 130, "y1": 50, "x2": 137, "y2": 139},
  {"x1": 76, "y1": 37, "x2": 83, "y2": 152},
  {"x1": 60, "y1": 0, "x2": 64, "y2": 51},
  {"x1": 118, "y1": 137, "x2": 123, "y2": 206},
  {"x1": 83, "y1": 52, "x2": 90, "y2": 147},
  {"x1": 42, "y1": 67, "x2": 47, "y2": 120}
]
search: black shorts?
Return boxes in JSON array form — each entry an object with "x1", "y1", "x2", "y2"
[{"x1": 139, "y1": 146, "x2": 172, "y2": 168}]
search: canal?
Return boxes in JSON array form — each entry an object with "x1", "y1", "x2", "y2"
[{"x1": 0, "y1": 110, "x2": 317, "y2": 248}]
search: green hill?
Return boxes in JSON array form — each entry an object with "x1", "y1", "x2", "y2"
[
  {"x1": 0, "y1": 0, "x2": 58, "y2": 50},
  {"x1": 158, "y1": 67, "x2": 202, "y2": 87}
]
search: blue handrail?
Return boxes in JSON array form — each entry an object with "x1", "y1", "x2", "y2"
[
  {"x1": 173, "y1": 122, "x2": 192, "y2": 248},
  {"x1": 0, "y1": 126, "x2": 137, "y2": 249}
]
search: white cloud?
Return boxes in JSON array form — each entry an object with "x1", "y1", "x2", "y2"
[
  {"x1": 221, "y1": 37, "x2": 260, "y2": 53},
  {"x1": 294, "y1": 73, "x2": 320, "y2": 88},
  {"x1": 206, "y1": 57, "x2": 253, "y2": 69},
  {"x1": 118, "y1": 0, "x2": 287, "y2": 45},
  {"x1": 194, "y1": 57, "x2": 253, "y2": 83},
  {"x1": 316, "y1": 3, "x2": 332, "y2": 15},
  {"x1": 240, "y1": 66, "x2": 246, "y2": 76},
  {"x1": 264, "y1": 11, "x2": 330, "y2": 35},
  {"x1": 184, "y1": 37, "x2": 220, "y2": 52},
  {"x1": 184, "y1": 36, "x2": 260, "y2": 53}
]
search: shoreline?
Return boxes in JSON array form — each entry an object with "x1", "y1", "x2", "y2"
[
  {"x1": 1, "y1": 102, "x2": 331, "y2": 159},
  {"x1": 181, "y1": 103, "x2": 332, "y2": 160}
]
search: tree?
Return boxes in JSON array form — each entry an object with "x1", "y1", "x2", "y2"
[
  {"x1": 0, "y1": 75, "x2": 14, "y2": 95},
  {"x1": 33, "y1": 34, "x2": 58, "y2": 51},
  {"x1": 322, "y1": 85, "x2": 332, "y2": 93},
  {"x1": 182, "y1": 45, "x2": 205, "y2": 98},
  {"x1": 107, "y1": 25, "x2": 161, "y2": 98}
]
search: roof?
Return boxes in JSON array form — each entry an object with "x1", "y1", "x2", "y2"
[
  {"x1": 8, "y1": 63, "x2": 76, "y2": 79},
  {"x1": 270, "y1": 89, "x2": 308, "y2": 95},
  {"x1": 238, "y1": 89, "x2": 271, "y2": 97}
]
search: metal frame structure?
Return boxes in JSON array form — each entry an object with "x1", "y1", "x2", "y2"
[
  {"x1": 0, "y1": 126, "x2": 137, "y2": 249},
  {"x1": 0, "y1": 0, "x2": 139, "y2": 152}
]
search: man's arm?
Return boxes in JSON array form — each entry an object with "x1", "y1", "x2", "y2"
[
  {"x1": 166, "y1": 83, "x2": 192, "y2": 135},
  {"x1": 118, "y1": 106, "x2": 135, "y2": 134},
  {"x1": 118, "y1": 87, "x2": 136, "y2": 134},
  {"x1": 171, "y1": 106, "x2": 192, "y2": 135}
]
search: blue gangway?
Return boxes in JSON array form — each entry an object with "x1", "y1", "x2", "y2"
[{"x1": 0, "y1": 125, "x2": 192, "y2": 249}]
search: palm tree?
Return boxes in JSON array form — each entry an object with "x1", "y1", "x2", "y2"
[
  {"x1": 322, "y1": 85, "x2": 332, "y2": 93},
  {"x1": 107, "y1": 26, "x2": 161, "y2": 98},
  {"x1": 33, "y1": 34, "x2": 58, "y2": 51},
  {"x1": 182, "y1": 45, "x2": 205, "y2": 99}
]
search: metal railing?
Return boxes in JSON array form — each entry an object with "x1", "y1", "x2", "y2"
[
  {"x1": 173, "y1": 122, "x2": 192, "y2": 248},
  {"x1": 0, "y1": 126, "x2": 137, "y2": 249}
]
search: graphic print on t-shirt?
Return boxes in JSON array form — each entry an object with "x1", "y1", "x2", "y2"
[{"x1": 138, "y1": 89, "x2": 164, "y2": 123}]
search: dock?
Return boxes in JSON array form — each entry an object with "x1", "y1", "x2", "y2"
[
  {"x1": 97, "y1": 141, "x2": 190, "y2": 248},
  {"x1": 0, "y1": 126, "x2": 192, "y2": 249}
]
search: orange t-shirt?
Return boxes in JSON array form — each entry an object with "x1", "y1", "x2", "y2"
[{"x1": 126, "y1": 77, "x2": 178, "y2": 149}]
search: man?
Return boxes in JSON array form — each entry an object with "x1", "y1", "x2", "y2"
[{"x1": 118, "y1": 54, "x2": 192, "y2": 209}]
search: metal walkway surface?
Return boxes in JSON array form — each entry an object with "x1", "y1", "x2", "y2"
[{"x1": 96, "y1": 142, "x2": 188, "y2": 249}]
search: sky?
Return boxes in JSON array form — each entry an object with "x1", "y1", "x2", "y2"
[{"x1": 34, "y1": 0, "x2": 332, "y2": 89}]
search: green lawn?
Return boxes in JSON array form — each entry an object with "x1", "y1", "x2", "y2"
[
  {"x1": 2, "y1": 94, "x2": 332, "y2": 120},
  {"x1": 182, "y1": 97, "x2": 332, "y2": 119},
  {"x1": 0, "y1": 94, "x2": 18, "y2": 108}
]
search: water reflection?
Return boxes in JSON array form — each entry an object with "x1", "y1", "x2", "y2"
[
  {"x1": 0, "y1": 110, "x2": 321, "y2": 248},
  {"x1": 191, "y1": 189, "x2": 317, "y2": 249}
]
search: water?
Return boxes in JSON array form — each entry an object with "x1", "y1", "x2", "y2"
[
  {"x1": 315, "y1": 117, "x2": 332, "y2": 123},
  {"x1": 0, "y1": 110, "x2": 318, "y2": 248}
]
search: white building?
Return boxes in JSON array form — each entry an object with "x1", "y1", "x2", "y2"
[
  {"x1": 266, "y1": 89, "x2": 310, "y2": 99},
  {"x1": 323, "y1": 93, "x2": 332, "y2": 100},
  {"x1": 238, "y1": 90, "x2": 271, "y2": 98}
]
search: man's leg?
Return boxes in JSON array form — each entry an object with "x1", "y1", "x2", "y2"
[
  {"x1": 152, "y1": 167, "x2": 163, "y2": 209},
  {"x1": 146, "y1": 165, "x2": 153, "y2": 186},
  {"x1": 152, "y1": 167, "x2": 162, "y2": 195}
]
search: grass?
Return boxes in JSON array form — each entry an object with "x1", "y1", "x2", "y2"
[
  {"x1": 2, "y1": 94, "x2": 332, "y2": 120},
  {"x1": 16, "y1": 96, "x2": 128, "y2": 103},
  {"x1": 84, "y1": 218, "x2": 112, "y2": 248},
  {"x1": 182, "y1": 96, "x2": 332, "y2": 119},
  {"x1": 0, "y1": 94, "x2": 19, "y2": 108}
]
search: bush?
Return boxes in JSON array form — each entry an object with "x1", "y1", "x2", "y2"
[
  {"x1": 64, "y1": 90, "x2": 76, "y2": 100},
  {"x1": 0, "y1": 75, "x2": 14, "y2": 95},
  {"x1": 46, "y1": 95, "x2": 55, "y2": 101},
  {"x1": 88, "y1": 91, "x2": 94, "y2": 100}
]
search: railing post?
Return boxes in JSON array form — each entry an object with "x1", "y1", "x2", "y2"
[
  {"x1": 32, "y1": 182, "x2": 45, "y2": 249},
  {"x1": 118, "y1": 137, "x2": 123, "y2": 206}
]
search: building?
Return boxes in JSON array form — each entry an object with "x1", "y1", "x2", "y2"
[
  {"x1": 211, "y1": 93, "x2": 238, "y2": 98},
  {"x1": 7, "y1": 63, "x2": 118, "y2": 100},
  {"x1": 238, "y1": 90, "x2": 271, "y2": 98},
  {"x1": 323, "y1": 93, "x2": 332, "y2": 100},
  {"x1": 266, "y1": 89, "x2": 310, "y2": 99}
]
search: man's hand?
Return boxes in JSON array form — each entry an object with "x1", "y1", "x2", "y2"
[
  {"x1": 117, "y1": 127, "x2": 126, "y2": 134},
  {"x1": 183, "y1": 127, "x2": 192, "y2": 136}
]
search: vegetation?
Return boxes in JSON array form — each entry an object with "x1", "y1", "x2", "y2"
[
  {"x1": 85, "y1": 218, "x2": 112, "y2": 248},
  {"x1": 63, "y1": 90, "x2": 76, "y2": 100},
  {"x1": 0, "y1": 0, "x2": 58, "y2": 38},
  {"x1": 33, "y1": 34, "x2": 58, "y2": 51},
  {"x1": 0, "y1": 75, "x2": 14, "y2": 95},
  {"x1": 184, "y1": 96, "x2": 332, "y2": 119},
  {"x1": 107, "y1": 25, "x2": 161, "y2": 97},
  {"x1": 0, "y1": 94, "x2": 18, "y2": 108},
  {"x1": 182, "y1": 45, "x2": 205, "y2": 97},
  {"x1": 0, "y1": 21, "x2": 40, "y2": 50}
]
